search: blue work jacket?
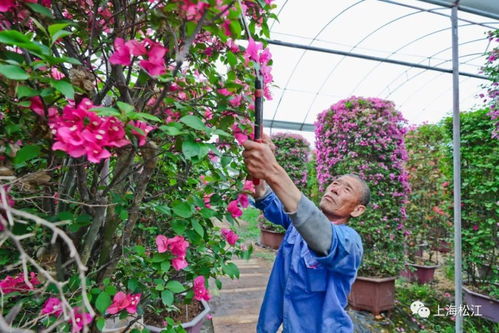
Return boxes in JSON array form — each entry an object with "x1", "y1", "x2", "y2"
[{"x1": 254, "y1": 192, "x2": 363, "y2": 333}]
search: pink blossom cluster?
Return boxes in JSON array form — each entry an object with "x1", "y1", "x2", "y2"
[
  {"x1": 227, "y1": 181, "x2": 254, "y2": 218},
  {"x1": 244, "y1": 38, "x2": 273, "y2": 100},
  {"x1": 156, "y1": 235, "x2": 190, "y2": 270},
  {"x1": 107, "y1": 291, "x2": 141, "y2": 314},
  {"x1": 49, "y1": 98, "x2": 129, "y2": 163},
  {"x1": 221, "y1": 228, "x2": 238, "y2": 246},
  {"x1": 193, "y1": 276, "x2": 211, "y2": 301},
  {"x1": 40, "y1": 298, "x2": 93, "y2": 332},
  {"x1": 0, "y1": 272, "x2": 40, "y2": 293},
  {"x1": 110, "y1": 37, "x2": 167, "y2": 76}
]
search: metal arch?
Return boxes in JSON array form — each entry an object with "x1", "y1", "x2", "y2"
[
  {"x1": 268, "y1": 0, "x2": 366, "y2": 130},
  {"x1": 348, "y1": 21, "x2": 496, "y2": 96},
  {"x1": 382, "y1": 37, "x2": 488, "y2": 98},
  {"x1": 269, "y1": 0, "x2": 290, "y2": 30},
  {"x1": 377, "y1": 0, "x2": 498, "y2": 30},
  {"x1": 397, "y1": 53, "x2": 485, "y2": 108},
  {"x1": 299, "y1": 6, "x2": 442, "y2": 129}
]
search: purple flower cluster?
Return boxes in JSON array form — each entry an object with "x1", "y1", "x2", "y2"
[
  {"x1": 271, "y1": 132, "x2": 310, "y2": 189},
  {"x1": 314, "y1": 96, "x2": 410, "y2": 276},
  {"x1": 481, "y1": 29, "x2": 499, "y2": 138}
]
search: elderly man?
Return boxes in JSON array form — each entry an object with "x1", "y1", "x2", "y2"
[{"x1": 242, "y1": 138, "x2": 370, "y2": 333}]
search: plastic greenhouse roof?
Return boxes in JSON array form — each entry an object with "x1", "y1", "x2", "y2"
[{"x1": 263, "y1": 0, "x2": 498, "y2": 143}]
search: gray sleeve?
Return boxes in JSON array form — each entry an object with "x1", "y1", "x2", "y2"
[{"x1": 287, "y1": 194, "x2": 333, "y2": 256}]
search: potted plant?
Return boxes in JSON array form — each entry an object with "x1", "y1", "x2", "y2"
[
  {"x1": 315, "y1": 97, "x2": 410, "y2": 315},
  {"x1": 404, "y1": 123, "x2": 451, "y2": 284},
  {"x1": 258, "y1": 215, "x2": 286, "y2": 250},
  {"x1": 0, "y1": 0, "x2": 276, "y2": 331},
  {"x1": 443, "y1": 107, "x2": 499, "y2": 323}
]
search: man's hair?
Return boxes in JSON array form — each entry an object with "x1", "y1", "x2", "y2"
[{"x1": 343, "y1": 174, "x2": 371, "y2": 206}]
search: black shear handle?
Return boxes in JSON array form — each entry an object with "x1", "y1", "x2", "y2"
[{"x1": 254, "y1": 76, "x2": 263, "y2": 141}]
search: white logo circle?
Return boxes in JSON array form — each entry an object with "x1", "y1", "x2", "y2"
[
  {"x1": 410, "y1": 300, "x2": 425, "y2": 314},
  {"x1": 418, "y1": 306, "x2": 431, "y2": 318}
]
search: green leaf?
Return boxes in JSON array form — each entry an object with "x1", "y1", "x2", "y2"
[
  {"x1": 51, "y1": 30, "x2": 73, "y2": 44},
  {"x1": 0, "y1": 64, "x2": 29, "y2": 80},
  {"x1": 182, "y1": 140, "x2": 201, "y2": 159},
  {"x1": 172, "y1": 200, "x2": 193, "y2": 218},
  {"x1": 14, "y1": 144, "x2": 41, "y2": 165},
  {"x1": 160, "y1": 261, "x2": 171, "y2": 273},
  {"x1": 117, "y1": 101, "x2": 134, "y2": 114},
  {"x1": 128, "y1": 112, "x2": 161, "y2": 122},
  {"x1": 49, "y1": 79, "x2": 74, "y2": 99},
  {"x1": 226, "y1": 52, "x2": 237, "y2": 66},
  {"x1": 154, "y1": 205, "x2": 171, "y2": 216},
  {"x1": 229, "y1": 20, "x2": 242, "y2": 38},
  {"x1": 199, "y1": 208, "x2": 216, "y2": 218},
  {"x1": 59, "y1": 56, "x2": 81, "y2": 65},
  {"x1": 128, "y1": 279, "x2": 138, "y2": 292},
  {"x1": 91, "y1": 107, "x2": 121, "y2": 117},
  {"x1": 161, "y1": 290, "x2": 174, "y2": 306},
  {"x1": 159, "y1": 125, "x2": 184, "y2": 136},
  {"x1": 95, "y1": 292, "x2": 111, "y2": 314},
  {"x1": 48, "y1": 23, "x2": 70, "y2": 37},
  {"x1": 25, "y1": 2, "x2": 54, "y2": 18},
  {"x1": 16, "y1": 86, "x2": 39, "y2": 98},
  {"x1": 0, "y1": 30, "x2": 32, "y2": 45},
  {"x1": 222, "y1": 262, "x2": 240, "y2": 278},
  {"x1": 96, "y1": 317, "x2": 105, "y2": 331},
  {"x1": 215, "y1": 279, "x2": 222, "y2": 289},
  {"x1": 166, "y1": 280, "x2": 185, "y2": 293},
  {"x1": 192, "y1": 219, "x2": 204, "y2": 237},
  {"x1": 180, "y1": 115, "x2": 208, "y2": 131}
]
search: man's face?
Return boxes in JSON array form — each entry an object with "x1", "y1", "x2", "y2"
[{"x1": 319, "y1": 175, "x2": 364, "y2": 220}]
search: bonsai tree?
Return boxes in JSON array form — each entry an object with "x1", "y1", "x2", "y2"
[
  {"x1": 404, "y1": 123, "x2": 452, "y2": 265},
  {"x1": 0, "y1": 0, "x2": 276, "y2": 331},
  {"x1": 315, "y1": 97, "x2": 410, "y2": 277},
  {"x1": 443, "y1": 109, "x2": 498, "y2": 299}
]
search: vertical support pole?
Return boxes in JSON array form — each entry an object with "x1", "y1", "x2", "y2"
[{"x1": 451, "y1": 2, "x2": 463, "y2": 332}]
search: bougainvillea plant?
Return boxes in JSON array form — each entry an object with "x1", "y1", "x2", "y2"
[
  {"x1": 480, "y1": 29, "x2": 498, "y2": 139},
  {"x1": 404, "y1": 124, "x2": 451, "y2": 264},
  {"x1": 271, "y1": 132, "x2": 310, "y2": 189},
  {"x1": 444, "y1": 109, "x2": 498, "y2": 299},
  {"x1": 0, "y1": 0, "x2": 276, "y2": 331},
  {"x1": 315, "y1": 96, "x2": 410, "y2": 277}
]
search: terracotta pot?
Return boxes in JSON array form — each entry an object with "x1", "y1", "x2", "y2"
[
  {"x1": 260, "y1": 228, "x2": 285, "y2": 250},
  {"x1": 463, "y1": 286, "x2": 499, "y2": 323},
  {"x1": 407, "y1": 263, "x2": 440, "y2": 284},
  {"x1": 145, "y1": 300, "x2": 211, "y2": 333},
  {"x1": 348, "y1": 276, "x2": 396, "y2": 315}
]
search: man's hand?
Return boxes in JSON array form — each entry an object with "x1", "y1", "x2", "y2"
[{"x1": 242, "y1": 139, "x2": 279, "y2": 181}]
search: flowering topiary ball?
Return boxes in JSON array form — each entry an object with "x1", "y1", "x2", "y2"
[
  {"x1": 271, "y1": 132, "x2": 311, "y2": 189},
  {"x1": 315, "y1": 96, "x2": 410, "y2": 277}
]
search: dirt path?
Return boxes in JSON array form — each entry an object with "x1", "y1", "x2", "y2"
[{"x1": 209, "y1": 247, "x2": 277, "y2": 333}]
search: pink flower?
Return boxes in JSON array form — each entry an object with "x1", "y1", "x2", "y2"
[
  {"x1": 227, "y1": 200, "x2": 242, "y2": 218},
  {"x1": 156, "y1": 235, "x2": 169, "y2": 253},
  {"x1": 243, "y1": 180, "x2": 255, "y2": 193},
  {"x1": 221, "y1": 228, "x2": 239, "y2": 246},
  {"x1": 193, "y1": 276, "x2": 211, "y2": 301},
  {"x1": 203, "y1": 194, "x2": 212, "y2": 208},
  {"x1": 126, "y1": 293, "x2": 141, "y2": 314},
  {"x1": 229, "y1": 95, "x2": 242, "y2": 108},
  {"x1": 128, "y1": 120, "x2": 155, "y2": 146},
  {"x1": 110, "y1": 38, "x2": 131, "y2": 66},
  {"x1": 107, "y1": 292, "x2": 129, "y2": 314},
  {"x1": 237, "y1": 193, "x2": 249, "y2": 208},
  {"x1": 472, "y1": 225, "x2": 479, "y2": 231},
  {"x1": 125, "y1": 40, "x2": 146, "y2": 56},
  {"x1": 41, "y1": 297, "x2": 63, "y2": 317},
  {"x1": 172, "y1": 256, "x2": 188, "y2": 271},
  {"x1": 0, "y1": 0, "x2": 15, "y2": 12},
  {"x1": 432, "y1": 206, "x2": 445, "y2": 215},
  {"x1": 217, "y1": 88, "x2": 231, "y2": 96},
  {"x1": 167, "y1": 236, "x2": 189, "y2": 257},
  {"x1": 69, "y1": 307, "x2": 93, "y2": 333},
  {"x1": 50, "y1": 68, "x2": 65, "y2": 80},
  {"x1": 139, "y1": 45, "x2": 167, "y2": 76},
  {"x1": 0, "y1": 272, "x2": 40, "y2": 294},
  {"x1": 245, "y1": 38, "x2": 261, "y2": 64},
  {"x1": 107, "y1": 292, "x2": 141, "y2": 314}
]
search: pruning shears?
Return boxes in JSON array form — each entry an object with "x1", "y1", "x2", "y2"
[{"x1": 237, "y1": 0, "x2": 264, "y2": 185}]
